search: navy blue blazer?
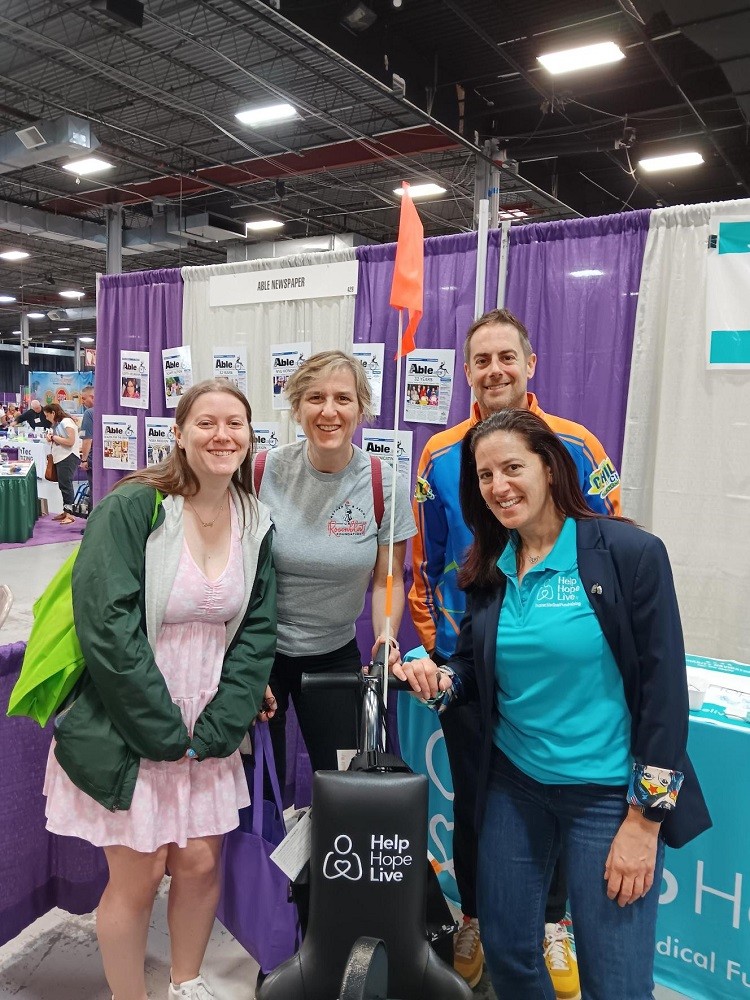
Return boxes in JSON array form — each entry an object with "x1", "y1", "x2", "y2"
[{"x1": 448, "y1": 516, "x2": 711, "y2": 849}]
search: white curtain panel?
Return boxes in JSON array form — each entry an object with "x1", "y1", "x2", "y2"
[
  {"x1": 181, "y1": 249, "x2": 357, "y2": 443},
  {"x1": 622, "y1": 200, "x2": 750, "y2": 661}
]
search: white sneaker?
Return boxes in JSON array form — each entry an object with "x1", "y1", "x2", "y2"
[{"x1": 168, "y1": 973, "x2": 215, "y2": 1000}]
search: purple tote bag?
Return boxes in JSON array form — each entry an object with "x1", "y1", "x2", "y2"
[{"x1": 216, "y1": 723, "x2": 299, "y2": 973}]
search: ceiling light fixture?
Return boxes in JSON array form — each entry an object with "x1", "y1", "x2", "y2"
[
  {"x1": 27, "y1": 312, "x2": 46, "y2": 319},
  {"x1": 393, "y1": 183, "x2": 446, "y2": 198},
  {"x1": 51, "y1": 339, "x2": 66, "y2": 344},
  {"x1": 537, "y1": 41, "x2": 625, "y2": 75},
  {"x1": 59, "y1": 289, "x2": 86, "y2": 299},
  {"x1": 0, "y1": 295, "x2": 17, "y2": 303},
  {"x1": 62, "y1": 157, "x2": 114, "y2": 176},
  {"x1": 246, "y1": 219, "x2": 285, "y2": 232},
  {"x1": 235, "y1": 103, "x2": 298, "y2": 127},
  {"x1": 0, "y1": 250, "x2": 30, "y2": 261},
  {"x1": 638, "y1": 151, "x2": 704, "y2": 172},
  {"x1": 58, "y1": 326, "x2": 71, "y2": 331},
  {"x1": 340, "y1": 1, "x2": 378, "y2": 34},
  {"x1": 79, "y1": 336, "x2": 95, "y2": 343}
]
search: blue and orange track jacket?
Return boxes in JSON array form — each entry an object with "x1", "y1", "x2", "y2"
[{"x1": 408, "y1": 395, "x2": 622, "y2": 658}]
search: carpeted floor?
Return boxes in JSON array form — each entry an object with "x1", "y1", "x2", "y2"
[{"x1": 0, "y1": 515, "x2": 84, "y2": 551}]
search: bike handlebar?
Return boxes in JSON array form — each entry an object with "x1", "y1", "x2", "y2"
[{"x1": 300, "y1": 671, "x2": 412, "y2": 693}]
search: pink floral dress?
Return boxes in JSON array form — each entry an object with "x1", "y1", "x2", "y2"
[{"x1": 44, "y1": 502, "x2": 250, "y2": 852}]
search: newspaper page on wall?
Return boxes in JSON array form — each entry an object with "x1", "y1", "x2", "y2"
[
  {"x1": 102, "y1": 414, "x2": 138, "y2": 471},
  {"x1": 270, "y1": 342, "x2": 311, "y2": 411},
  {"x1": 120, "y1": 350, "x2": 149, "y2": 409},
  {"x1": 403, "y1": 349, "x2": 455, "y2": 425},
  {"x1": 162, "y1": 346, "x2": 194, "y2": 408},
  {"x1": 353, "y1": 343, "x2": 385, "y2": 417},
  {"x1": 361, "y1": 429, "x2": 413, "y2": 487},
  {"x1": 145, "y1": 416, "x2": 175, "y2": 467},
  {"x1": 254, "y1": 422, "x2": 281, "y2": 452},
  {"x1": 212, "y1": 346, "x2": 249, "y2": 394}
]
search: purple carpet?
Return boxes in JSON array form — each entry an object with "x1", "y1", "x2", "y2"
[{"x1": 0, "y1": 515, "x2": 83, "y2": 551}]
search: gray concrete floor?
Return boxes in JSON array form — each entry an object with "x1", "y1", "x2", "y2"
[{"x1": 0, "y1": 543, "x2": 691, "y2": 999}]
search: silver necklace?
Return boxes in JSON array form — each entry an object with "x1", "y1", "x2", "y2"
[
  {"x1": 527, "y1": 553, "x2": 542, "y2": 564},
  {"x1": 186, "y1": 492, "x2": 227, "y2": 528}
]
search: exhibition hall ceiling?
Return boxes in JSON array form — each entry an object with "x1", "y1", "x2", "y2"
[{"x1": 0, "y1": 0, "x2": 748, "y2": 347}]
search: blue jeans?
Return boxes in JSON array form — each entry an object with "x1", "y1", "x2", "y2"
[{"x1": 477, "y1": 749, "x2": 664, "y2": 1000}]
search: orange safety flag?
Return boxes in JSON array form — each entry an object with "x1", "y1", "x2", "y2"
[{"x1": 389, "y1": 182, "x2": 424, "y2": 357}]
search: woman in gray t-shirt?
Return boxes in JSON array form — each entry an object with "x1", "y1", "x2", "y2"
[{"x1": 253, "y1": 350, "x2": 416, "y2": 787}]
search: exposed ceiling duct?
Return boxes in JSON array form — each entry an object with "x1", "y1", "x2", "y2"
[
  {"x1": 46, "y1": 306, "x2": 97, "y2": 321},
  {"x1": 0, "y1": 115, "x2": 100, "y2": 174}
]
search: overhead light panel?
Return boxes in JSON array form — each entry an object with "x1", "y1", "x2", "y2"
[
  {"x1": 638, "y1": 151, "x2": 704, "y2": 172},
  {"x1": 235, "y1": 103, "x2": 298, "y2": 127},
  {"x1": 537, "y1": 41, "x2": 625, "y2": 75},
  {"x1": 59, "y1": 289, "x2": 86, "y2": 299},
  {"x1": 79, "y1": 336, "x2": 95, "y2": 343},
  {"x1": 246, "y1": 219, "x2": 285, "y2": 232},
  {"x1": 58, "y1": 326, "x2": 71, "y2": 331},
  {"x1": 62, "y1": 157, "x2": 113, "y2": 176},
  {"x1": 340, "y1": 1, "x2": 378, "y2": 34},
  {"x1": 51, "y1": 339, "x2": 66, "y2": 344},
  {"x1": 0, "y1": 250, "x2": 30, "y2": 261},
  {"x1": 0, "y1": 295, "x2": 17, "y2": 303},
  {"x1": 27, "y1": 312, "x2": 45, "y2": 319},
  {"x1": 393, "y1": 183, "x2": 446, "y2": 198}
]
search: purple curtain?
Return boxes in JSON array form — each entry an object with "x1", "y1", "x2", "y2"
[
  {"x1": 486, "y1": 210, "x2": 650, "y2": 465},
  {"x1": 95, "y1": 269, "x2": 184, "y2": 502},
  {"x1": 0, "y1": 642, "x2": 107, "y2": 946}
]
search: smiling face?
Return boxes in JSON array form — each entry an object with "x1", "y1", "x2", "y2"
[
  {"x1": 474, "y1": 430, "x2": 558, "y2": 538},
  {"x1": 295, "y1": 368, "x2": 362, "y2": 471},
  {"x1": 173, "y1": 390, "x2": 251, "y2": 487},
  {"x1": 465, "y1": 322, "x2": 537, "y2": 418}
]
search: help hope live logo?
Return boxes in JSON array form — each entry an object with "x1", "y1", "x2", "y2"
[{"x1": 323, "y1": 831, "x2": 413, "y2": 884}]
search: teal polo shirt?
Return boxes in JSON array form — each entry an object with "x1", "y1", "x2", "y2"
[{"x1": 492, "y1": 517, "x2": 632, "y2": 785}]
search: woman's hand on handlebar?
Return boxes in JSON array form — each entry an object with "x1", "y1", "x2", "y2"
[
  {"x1": 256, "y1": 685, "x2": 277, "y2": 723},
  {"x1": 391, "y1": 656, "x2": 450, "y2": 702},
  {"x1": 372, "y1": 635, "x2": 401, "y2": 669}
]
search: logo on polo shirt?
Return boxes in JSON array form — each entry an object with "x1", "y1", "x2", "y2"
[
  {"x1": 327, "y1": 499, "x2": 368, "y2": 536},
  {"x1": 536, "y1": 575, "x2": 582, "y2": 608}
]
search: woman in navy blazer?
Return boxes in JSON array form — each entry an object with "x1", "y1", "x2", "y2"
[{"x1": 398, "y1": 410, "x2": 711, "y2": 1000}]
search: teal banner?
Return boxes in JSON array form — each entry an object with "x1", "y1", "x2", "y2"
[
  {"x1": 717, "y1": 221, "x2": 750, "y2": 255},
  {"x1": 708, "y1": 330, "x2": 750, "y2": 366}
]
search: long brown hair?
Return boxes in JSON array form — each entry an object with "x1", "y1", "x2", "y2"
[
  {"x1": 42, "y1": 402, "x2": 72, "y2": 424},
  {"x1": 458, "y1": 409, "x2": 625, "y2": 590},
  {"x1": 118, "y1": 379, "x2": 256, "y2": 513}
]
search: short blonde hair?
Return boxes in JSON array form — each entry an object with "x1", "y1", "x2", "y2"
[{"x1": 285, "y1": 350, "x2": 374, "y2": 421}]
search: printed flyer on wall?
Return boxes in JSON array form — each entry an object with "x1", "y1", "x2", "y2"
[
  {"x1": 145, "y1": 416, "x2": 175, "y2": 467},
  {"x1": 253, "y1": 422, "x2": 281, "y2": 452},
  {"x1": 120, "y1": 350, "x2": 149, "y2": 409},
  {"x1": 403, "y1": 349, "x2": 455, "y2": 425},
  {"x1": 213, "y1": 346, "x2": 248, "y2": 395},
  {"x1": 102, "y1": 414, "x2": 138, "y2": 471},
  {"x1": 361, "y1": 429, "x2": 413, "y2": 485},
  {"x1": 30, "y1": 371, "x2": 94, "y2": 415},
  {"x1": 353, "y1": 343, "x2": 384, "y2": 416},
  {"x1": 271, "y1": 341, "x2": 311, "y2": 411},
  {"x1": 162, "y1": 346, "x2": 193, "y2": 408}
]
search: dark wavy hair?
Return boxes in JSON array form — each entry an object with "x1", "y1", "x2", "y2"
[
  {"x1": 118, "y1": 379, "x2": 256, "y2": 521},
  {"x1": 42, "y1": 402, "x2": 72, "y2": 424},
  {"x1": 458, "y1": 409, "x2": 625, "y2": 590}
]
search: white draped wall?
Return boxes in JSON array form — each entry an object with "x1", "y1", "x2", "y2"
[
  {"x1": 622, "y1": 200, "x2": 750, "y2": 661},
  {"x1": 181, "y1": 249, "x2": 357, "y2": 443}
]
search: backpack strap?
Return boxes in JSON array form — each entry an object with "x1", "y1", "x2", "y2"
[
  {"x1": 151, "y1": 489, "x2": 164, "y2": 528},
  {"x1": 253, "y1": 449, "x2": 268, "y2": 497},
  {"x1": 370, "y1": 454, "x2": 384, "y2": 530}
]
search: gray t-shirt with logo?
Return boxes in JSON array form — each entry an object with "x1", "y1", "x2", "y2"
[{"x1": 255, "y1": 441, "x2": 416, "y2": 656}]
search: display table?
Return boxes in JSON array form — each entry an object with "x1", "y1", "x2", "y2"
[
  {"x1": 399, "y1": 649, "x2": 750, "y2": 1000},
  {"x1": 0, "y1": 463, "x2": 38, "y2": 543}
]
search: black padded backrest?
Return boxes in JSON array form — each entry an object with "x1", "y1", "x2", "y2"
[{"x1": 259, "y1": 770, "x2": 473, "y2": 1000}]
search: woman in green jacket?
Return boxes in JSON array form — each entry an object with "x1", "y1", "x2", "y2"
[{"x1": 43, "y1": 379, "x2": 277, "y2": 1000}]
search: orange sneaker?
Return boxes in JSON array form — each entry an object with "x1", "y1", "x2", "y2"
[
  {"x1": 543, "y1": 921, "x2": 581, "y2": 1000},
  {"x1": 454, "y1": 916, "x2": 484, "y2": 988}
]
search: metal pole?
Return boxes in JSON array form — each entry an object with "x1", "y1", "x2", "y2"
[
  {"x1": 106, "y1": 205, "x2": 123, "y2": 275},
  {"x1": 496, "y1": 220, "x2": 511, "y2": 308}
]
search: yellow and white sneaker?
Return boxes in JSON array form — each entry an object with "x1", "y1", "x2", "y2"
[
  {"x1": 454, "y1": 916, "x2": 484, "y2": 988},
  {"x1": 543, "y1": 921, "x2": 581, "y2": 1000}
]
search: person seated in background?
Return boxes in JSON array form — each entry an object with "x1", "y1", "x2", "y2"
[
  {"x1": 396, "y1": 409, "x2": 711, "y2": 1000},
  {"x1": 14, "y1": 399, "x2": 51, "y2": 431}
]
